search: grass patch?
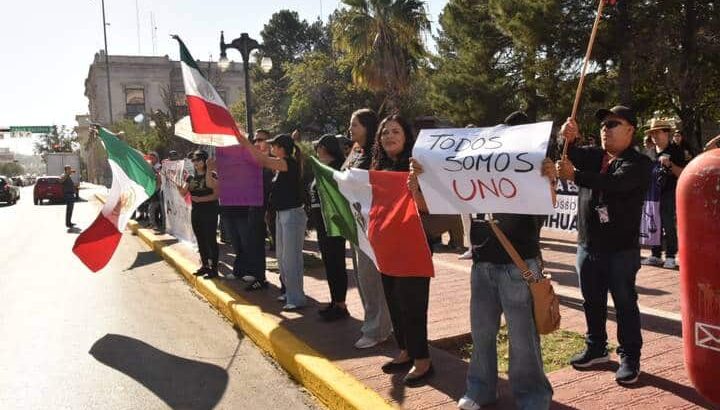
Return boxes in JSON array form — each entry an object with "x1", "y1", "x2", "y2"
[{"x1": 458, "y1": 325, "x2": 589, "y2": 373}]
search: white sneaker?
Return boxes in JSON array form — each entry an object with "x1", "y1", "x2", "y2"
[
  {"x1": 458, "y1": 249, "x2": 473, "y2": 260},
  {"x1": 354, "y1": 335, "x2": 384, "y2": 349},
  {"x1": 277, "y1": 294, "x2": 286, "y2": 302},
  {"x1": 224, "y1": 273, "x2": 237, "y2": 280},
  {"x1": 663, "y1": 258, "x2": 678, "y2": 269},
  {"x1": 282, "y1": 303, "x2": 299, "y2": 311},
  {"x1": 241, "y1": 275, "x2": 256, "y2": 283},
  {"x1": 457, "y1": 396, "x2": 481, "y2": 410},
  {"x1": 641, "y1": 256, "x2": 663, "y2": 266}
]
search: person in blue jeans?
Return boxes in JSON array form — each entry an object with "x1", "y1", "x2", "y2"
[
  {"x1": 557, "y1": 106, "x2": 652, "y2": 385},
  {"x1": 241, "y1": 133, "x2": 308, "y2": 311}
]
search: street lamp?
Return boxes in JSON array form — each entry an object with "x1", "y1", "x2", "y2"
[{"x1": 218, "y1": 31, "x2": 272, "y2": 138}]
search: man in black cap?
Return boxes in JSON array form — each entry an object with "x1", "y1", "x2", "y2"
[
  {"x1": 556, "y1": 106, "x2": 652, "y2": 385},
  {"x1": 60, "y1": 165, "x2": 78, "y2": 228}
]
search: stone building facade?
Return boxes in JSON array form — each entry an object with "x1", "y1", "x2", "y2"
[{"x1": 84, "y1": 50, "x2": 244, "y2": 125}]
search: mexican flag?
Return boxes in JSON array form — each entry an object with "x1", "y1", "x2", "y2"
[
  {"x1": 311, "y1": 158, "x2": 433, "y2": 277},
  {"x1": 73, "y1": 128, "x2": 157, "y2": 272},
  {"x1": 174, "y1": 35, "x2": 241, "y2": 139}
]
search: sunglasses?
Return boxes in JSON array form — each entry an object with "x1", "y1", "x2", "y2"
[
  {"x1": 191, "y1": 158, "x2": 204, "y2": 163},
  {"x1": 600, "y1": 120, "x2": 625, "y2": 129}
]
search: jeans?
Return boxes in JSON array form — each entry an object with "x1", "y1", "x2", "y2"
[
  {"x1": 223, "y1": 208, "x2": 266, "y2": 281},
  {"x1": 191, "y1": 202, "x2": 219, "y2": 270},
  {"x1": 381, "y1": 274, "x2": 430, "y2": 359},
  {"x1": 576, "y1": 244, "x2": 642, "y2": 359},
  {"x1": 355, "y1": 248, "x2": 392, "y2": 341},
  {"x1": 652, "y1": 188, "x2": 678, "y2": 259},
  {"x1": 466, "y1": 259, "x2": 552, "y2": 409},
  {"x1": 276, "y1": 207, "x2": 307, "y2": 306},
  {"x1": 64, "y1": 193, "x2": 75, "y2": 227}
]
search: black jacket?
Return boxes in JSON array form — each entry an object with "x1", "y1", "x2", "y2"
[{"x1": 569, "y1": 145, "x2": 652, "y2": 252}]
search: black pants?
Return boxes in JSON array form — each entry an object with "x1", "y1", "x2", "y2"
[
  {"x1": 312, "y1": 208, "x2": 348, "y2": 303},
  {"x1": 64, "y1": 193, "x2": 75, "y2": 227},
  {"x1": 576, "y1": 244, "x2": 643, "y2": 359},
  {"x1": 381, "y1": 274, "x2": 431, "y2": 360},
  {"x1": 223, "y1": 207, "x2": 267, "y2": 281},
  {"x1": 191, "y1": 202, "x2": 220, "y2": 270},
  {"x1": 652, "y1": 188, "x2": 678, "y2": 259}
]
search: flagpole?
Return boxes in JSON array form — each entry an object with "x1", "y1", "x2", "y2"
[{"x1": 563, "y1": 0, "x2": 607, "y2": 158}]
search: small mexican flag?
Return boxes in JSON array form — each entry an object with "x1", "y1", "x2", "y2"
[
  {"x1": 73, "y1": 128, "x2": 157, "y2": 272},
  {"x1": 173, "y1": 35, "x2": 241, "y2": 140},
  {"x1": 311, "y1": 158, "x2": 433, "y2": 277}
]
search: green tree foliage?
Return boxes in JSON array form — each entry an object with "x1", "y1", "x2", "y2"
[
  {"x1": 332, "y1": 0, "x2": 431, "y2": 114},
  {"x1": 286, "y1": 52, "x2": 376, "y2": 134},
  {"x1": 0, "y1": 162, "x2": 24, "y2": 177},
  {"x1": 109, "y1": 119, "x2": 161, "y2": 154},
  {"x1": 34, "y1": 126, "x2": 78, "y2": 157}
]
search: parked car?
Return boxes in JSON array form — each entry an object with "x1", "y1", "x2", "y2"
[
  {"x1": 11, "y1": 176, "x2": 24, "y2": 187},
  {"x1": 0, "y1": 176, "x2": 20, "y2": 205},
  {"x1": 34, "y1": 176, "x2": 64, "y2": 205}
]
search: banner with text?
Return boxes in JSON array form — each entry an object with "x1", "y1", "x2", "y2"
[
  {"x1": 543, "y1": 180, "x2": 578, "y2": 232},
  {"x1": 216, "y1": 145, "x2": 263, "y2": 206},
  {"x1": 413, "y1": 122, "x2": 555, "y2": 215},
  {"x1": 161, "y1": 159, "x2": 196, "y2": 245}
]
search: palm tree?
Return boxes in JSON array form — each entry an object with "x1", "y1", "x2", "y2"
[{"x1": 333, "y1": 0, "x2": 430, "y2": 114}]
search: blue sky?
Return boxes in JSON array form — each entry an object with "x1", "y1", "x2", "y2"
[{"x1": 0, "y1": 0, "x2": 448, "y2": 129}]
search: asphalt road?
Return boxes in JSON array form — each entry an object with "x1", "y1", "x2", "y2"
[{"x1": 0, "y1": 185, "x2": 320, "y2": 410}]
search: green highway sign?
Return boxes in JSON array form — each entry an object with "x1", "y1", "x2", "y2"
[{"x1": 9, "y1": 126, "x2": 54, "y2": 133}]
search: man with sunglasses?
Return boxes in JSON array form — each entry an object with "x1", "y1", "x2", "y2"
[{"x1": 556, "y1": 106, "x2": 652, "y2": 385}]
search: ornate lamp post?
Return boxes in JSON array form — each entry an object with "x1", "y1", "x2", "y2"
[{"x1": 218, "y1": 32, "x2": 272, "y2": 138}]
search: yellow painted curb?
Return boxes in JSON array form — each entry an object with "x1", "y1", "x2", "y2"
[{"x1": 128, "y1": 223, "x2": 395, "y2": 410}]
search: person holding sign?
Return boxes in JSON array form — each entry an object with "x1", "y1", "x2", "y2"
[
  {"x1": 410, "y1": 112, "x2": 555, "y2": 409},
  {"x1": 556, "y1": 106, "x2": 652, "y2": 385}
]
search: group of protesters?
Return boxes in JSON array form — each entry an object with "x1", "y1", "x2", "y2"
[{"x1": 139, "y1": 104, "x2": 716, "y2": 409}]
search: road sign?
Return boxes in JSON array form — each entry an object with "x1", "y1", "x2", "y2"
[{"x1": 9, "y1": 126, "x2": 54, "y2": 133}]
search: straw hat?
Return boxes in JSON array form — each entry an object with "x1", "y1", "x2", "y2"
[{"x1": 644, "y1": 118, "x2": 675, "y2": 135}]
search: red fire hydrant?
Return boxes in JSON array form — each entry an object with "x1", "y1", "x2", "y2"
[{"x1": 677, "y1": 148, "x2": 720, "y2": 405}]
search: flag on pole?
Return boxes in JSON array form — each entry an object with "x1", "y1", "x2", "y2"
[
  {"x1": 173, "y1": 35, "x2": 242, "y2": 140},
  {"x1": 73, "y1": 128, "x2": 157, "y2": 272},
  {"x1": 310, "y1": 157, "x2": 433, "y2": 277}
]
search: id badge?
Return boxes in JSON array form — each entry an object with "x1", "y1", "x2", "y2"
[{"x1": 596, "y1": 205, "x2": 610, "y2": 224}]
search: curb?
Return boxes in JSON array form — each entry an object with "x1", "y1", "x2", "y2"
[{"x1": 124, "y1": 219, "x2": 394, "y2": 410}]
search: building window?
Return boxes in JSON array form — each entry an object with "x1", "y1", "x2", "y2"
[
  {"x1": 125, "y1": 88, "x2": 145, "y2": 118},
  {"x1": 173, "y1": 91, "x2": 188, "y2": 117}
]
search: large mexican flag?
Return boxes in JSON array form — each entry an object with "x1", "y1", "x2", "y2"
[
  {"x1": 174, "y1": 35, "x2": 241, "y2": 139},
  {"x1": 73, "y1": 128, "x2": 157, "y2": 272},
  {"x1": 310, "y1": 158, "x2": 433, "y2": 277}
]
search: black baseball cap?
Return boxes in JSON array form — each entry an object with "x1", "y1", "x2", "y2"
[
  {"x1": 595, "y1": 105, "x2": 637, "y2": 128},
  {"x1": 504, "y1": 111, "x2": 530, "y2": 126},
  {"x1": 267, "y1": 134, "x2": 295, "y2": 153}
]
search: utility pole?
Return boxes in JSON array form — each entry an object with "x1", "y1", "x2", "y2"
[{"x1": 100, "y1": 0, "x2": 113, "y2": 124}]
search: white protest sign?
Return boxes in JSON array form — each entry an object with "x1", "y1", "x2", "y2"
[
  {"x1": 412, "y1": 122, "x2": 554, "y2": 215},
  {"x1": 161, "y1": 159, "x2": 196, "y2": 245},
  {"x1": 543, "y1": 180, "x2": 578, "y2": 232}
]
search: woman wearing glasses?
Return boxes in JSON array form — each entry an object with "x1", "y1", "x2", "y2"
[{"x1": 178, "y1": 150, "x2": 220, "y2": 278}]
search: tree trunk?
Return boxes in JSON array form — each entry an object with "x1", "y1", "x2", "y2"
[{"x1": 677, "y1": 0, "x2": 702, "y2": 153}]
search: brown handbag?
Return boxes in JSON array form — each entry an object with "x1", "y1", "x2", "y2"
[{"x1": 488, "y1": 219, "x2": 561, "y2": 335}]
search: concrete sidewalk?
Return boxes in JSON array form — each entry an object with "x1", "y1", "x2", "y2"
[{"x1": 127, "y1": 219, "x2": 715, "y2": 409}]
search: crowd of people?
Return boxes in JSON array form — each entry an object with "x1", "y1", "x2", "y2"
[{"x1": 126, "y1": 105, "x2": 716, "y2": 409}]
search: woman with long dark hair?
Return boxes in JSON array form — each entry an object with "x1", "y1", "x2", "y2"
[
  {"x1": 240, "y1": 134, "x2": 308, "y2": 311},
  {"x1": 178, "y1": 150, "x2": 220, "y2": 278},
  {"x1": 343, "y1": 108, "x2": 392, "y2": 348},
  {"x1": 372, "y1": 114, "x2": 434, "y2": 387},
  {"x1": 310, "y1": 134, "x2": 349, "y2": 321}
]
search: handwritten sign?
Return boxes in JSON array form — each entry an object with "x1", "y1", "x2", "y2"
[
  {"x1": 160, "y1": 159, "x2": 196, "y2": 245},
  {"x1": 412, "y1": 122, "x2": 554, "y2": 215},
  {"x1": 216, "y1": 145, "x2": 263, "y2": 206}
]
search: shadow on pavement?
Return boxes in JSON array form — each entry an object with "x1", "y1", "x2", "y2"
[
  {"x1": 67, "y1": 227, "x2": 83, "y2": 234},
  {"x1": 124, "y1": 250, "x2": 161, "y2": 271},
  {"x1": 89, "y1": 334, "x2": 228, "y2": 410}
]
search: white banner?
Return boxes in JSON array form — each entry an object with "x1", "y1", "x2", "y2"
[
  {"x1": 160, "y1": 159, "x2": 196, "y2": 245},
  {"x1": 413, "y1": 122, "x2": 555, "y2": 215},
  {"x1": 543, "y1": 180, "x2": 578, "y2": 232}
]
